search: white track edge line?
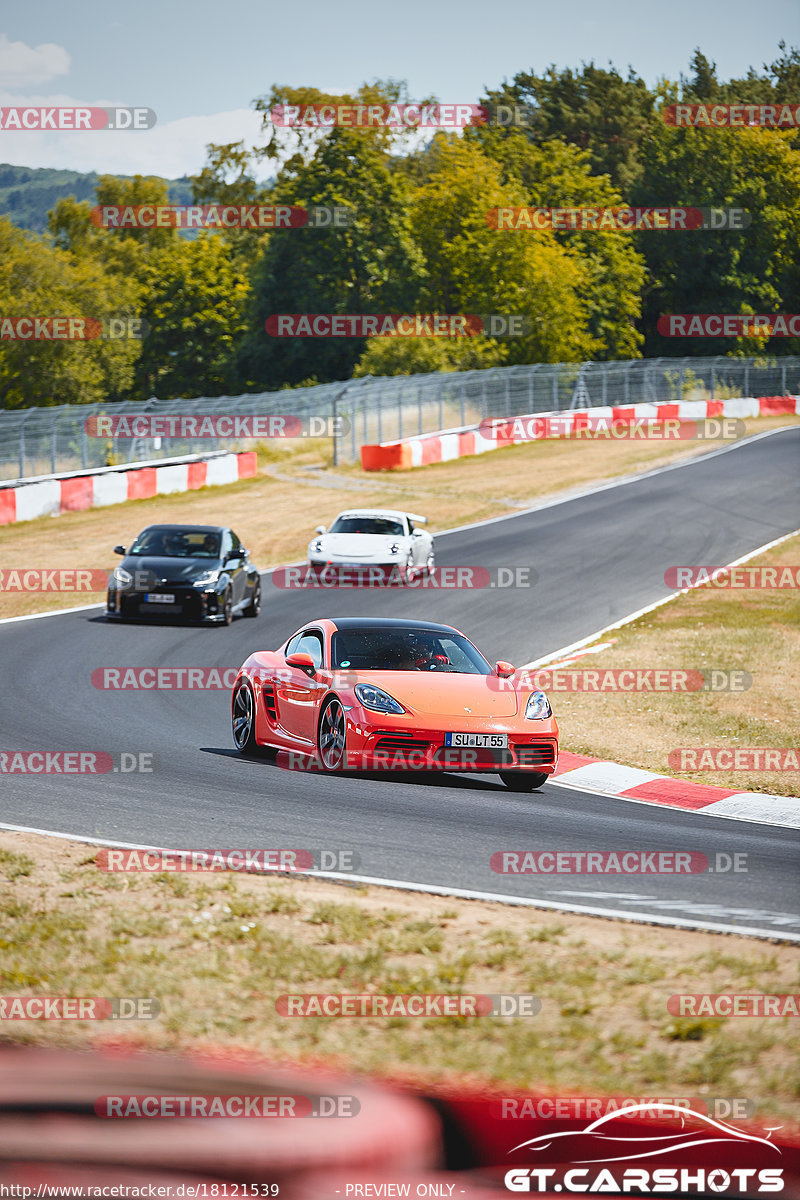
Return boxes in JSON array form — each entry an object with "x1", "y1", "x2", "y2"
[
  {"x1": 2, "y1": 426, "x2": 797, "y2": 625},
  {"x1": 0, "y1": 820, "x2": 794, "y2": 942},
  {"x1": 548, "y1": 776, "x2": 800, "y2": 828},
  {"x1": 521, "y1": 526, "x2": 800, "y2": 669}
]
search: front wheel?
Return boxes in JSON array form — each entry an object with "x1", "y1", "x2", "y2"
[
  {"x1": 425, "y1": 548, "x2": 435, "y2": 575},
  {"x1": 317, "y1": 698, "x2": 347, "y2": 771},
  {"x1": 232, "y1": 681, "x2": 258, "y2": 753},
  {"x1": 499, "y1": 770, "x2": 549, "y2": 792},
  {"x1": 220, "y1": 588, "x2": 233, "y2": 626}
]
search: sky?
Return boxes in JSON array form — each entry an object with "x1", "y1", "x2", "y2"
[{"x1": 0, "y1": 0, "x2": 797, "y2": 179}]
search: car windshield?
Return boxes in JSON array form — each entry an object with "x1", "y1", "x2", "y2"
[
  {"x1": 331, "y1": 628, "x2": 492, "y2": 674},
  {"x1": 128, "y1": 529, "x2": 221, "y2": 558},
  {"x1": 329, "y1": 516, "x2": 405, "y2": 537}
]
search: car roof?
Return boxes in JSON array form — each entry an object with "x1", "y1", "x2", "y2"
[
  {"x1": 139, "y1": 524, "x2": 226, "y2": 533},
  {"x1": 332, "y1": 510, "x2": 409, "y2": 521},
  {"x1": 326, "y1": 617, "x2": 459, "y2": 634}
]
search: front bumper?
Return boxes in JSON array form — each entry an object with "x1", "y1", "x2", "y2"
[
  {"x1": 106, "y1": 588, "x2": 226, "y2": 622},
  {"x1": 342, "y1": 723, "x2": 558, "y2": 774}
]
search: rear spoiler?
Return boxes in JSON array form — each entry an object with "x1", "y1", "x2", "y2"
[{"x1": 407, "y1": 513, "x2": 428, "y2": 525}]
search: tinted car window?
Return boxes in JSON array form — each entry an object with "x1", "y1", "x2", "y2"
[
  {"x1": 129, "y1": 529, "x2": 221, "y2": 558},
  {"x1": 329, "y1": 517, "x2": 405, "y2": 537},
  {"x1": 331, "y1": 628, "x2": 491, "y2": 673}
]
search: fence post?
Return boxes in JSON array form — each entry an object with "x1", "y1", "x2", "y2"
[
  {"x1": 18, "y1": 418, "x2": 25, "y2": 478},
  {"x1": 781, "y1": 360, "x2": 786, "y2": 395},
  {"x1": 460, "y1": 378, "x2": 466, "y2": 425},
  {"x1": 710, "y1": 364, "x2": 716, "y2": 399},
  {"x1": 552, "y1": 367, "x2": 558, "y2": 410}
]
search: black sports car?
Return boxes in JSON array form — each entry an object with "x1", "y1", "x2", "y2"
[{"x1": 106, "y1": 524, "x2": 261, "y2": 626}]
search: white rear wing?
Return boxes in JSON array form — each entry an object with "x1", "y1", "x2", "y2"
[{"x1": 407, "y1": 512, "x2": 428, "y2": 525}]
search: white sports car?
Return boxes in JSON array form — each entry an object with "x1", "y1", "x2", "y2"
[{"x1": 307, "y1": 509, "x2": 435, "y2": 581}]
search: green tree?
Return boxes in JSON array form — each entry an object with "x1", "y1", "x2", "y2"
[{"x1": 0, "y1": 217, "x2": 139, "y2": 409}]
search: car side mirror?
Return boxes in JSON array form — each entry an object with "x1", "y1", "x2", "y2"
[
  {"x1": 113, "y1": 545, "x2": 126, "y2": 556},
  {"x1": 495, "y1": 660, "x2": 515, "y2": 678},
  {"x1": 286, "y1": 651, "x2": 316, "y2": 675},
  {"x1": 315, "y1": 525, "x2": 326, "y2": 535}
]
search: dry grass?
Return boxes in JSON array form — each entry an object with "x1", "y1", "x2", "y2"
[
  {"x1": 546, "y1": 532, "x2": 800, "y2": 796},
  {"x1": 0, "y1": 831, "x2": 798, "y2": 1115}
]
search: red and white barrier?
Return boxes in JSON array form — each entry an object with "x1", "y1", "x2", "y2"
[
  {"x1": 361, "y1": 396, "x2": 800, "y2": 471},
  {"x1": 0, "y1": 451, "x2": 258, "y2": 526}
]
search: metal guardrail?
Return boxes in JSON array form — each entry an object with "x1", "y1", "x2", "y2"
[{"x1": 1, "y1": 355, "x2": 798, "y2": 481}]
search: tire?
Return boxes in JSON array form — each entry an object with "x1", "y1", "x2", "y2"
[
  {"x1": 244, "y1": 579, "x2": 261, "y2": 617},
  {"x1": 232, "y1": 680, "x2": 259, "y2": 753},
  {"x1": 317, "y1": 697, "x2": 347, "y2": 771},
  {"x1": 426, "y1": 548, "x2": 435, "y2": 575},
  {"x1": 220, "y1": 588, "x2": 233, "y2": 626},
  {"x1": 499, "y1": 770, "x2": 549, "y2": 792},
  {"x1": 404, "y1": 553, "x2": 416, "y2": 584}
]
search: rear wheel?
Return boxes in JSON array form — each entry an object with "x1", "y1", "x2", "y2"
[
  {"x1": 244, "y1": 580, "x2": 261, "y2": 617},
  {"x1": 318, "y1": 698, "x2": 347, "y2": 771},
  {"x1": 232, "y1": 681, "x2": 258, "y2": 753},
  {"x1": 499, "y1": 770, "x2": 549, "y2": 792}
]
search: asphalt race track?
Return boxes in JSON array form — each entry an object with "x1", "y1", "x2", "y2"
[{"x1": 2, "y1": 428, "x2": 799, "y2": 939}]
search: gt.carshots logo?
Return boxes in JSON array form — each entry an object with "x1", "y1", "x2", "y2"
[
  {"x1": 83, "y1": 414, "x2": 348, "y2": 438},
  {"x1": 504, "y1": 1103, "x2": 784, "y2": 1194},
  {"x1": 0, "y1": 106, "x2": 156, "y2": 130}
]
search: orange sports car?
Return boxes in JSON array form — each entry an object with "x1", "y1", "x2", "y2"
[{"x1": 231, "y1": 617, "x2": 558, "y2": 791}]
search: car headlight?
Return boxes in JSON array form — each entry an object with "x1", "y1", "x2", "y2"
[
  {"x1": 354, "y1": 683, "x2": 405, "y2": 715},
  {"x1": 525, "y1": 690, "x2": 552, "y2": 719},
  {"x1": 193, "y1": 570, "x2": 220, "y2": 588},
  {"x1": 112, "y1": 566, "x2": 132, "y2": 589}
]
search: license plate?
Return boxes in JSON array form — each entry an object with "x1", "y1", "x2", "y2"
[
  {"x1": 445, "y1": 733, "x2": 508, "y2": 748},
  {"x1": 144, "y1": 593, "x2": 175, "y2": 604}
]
